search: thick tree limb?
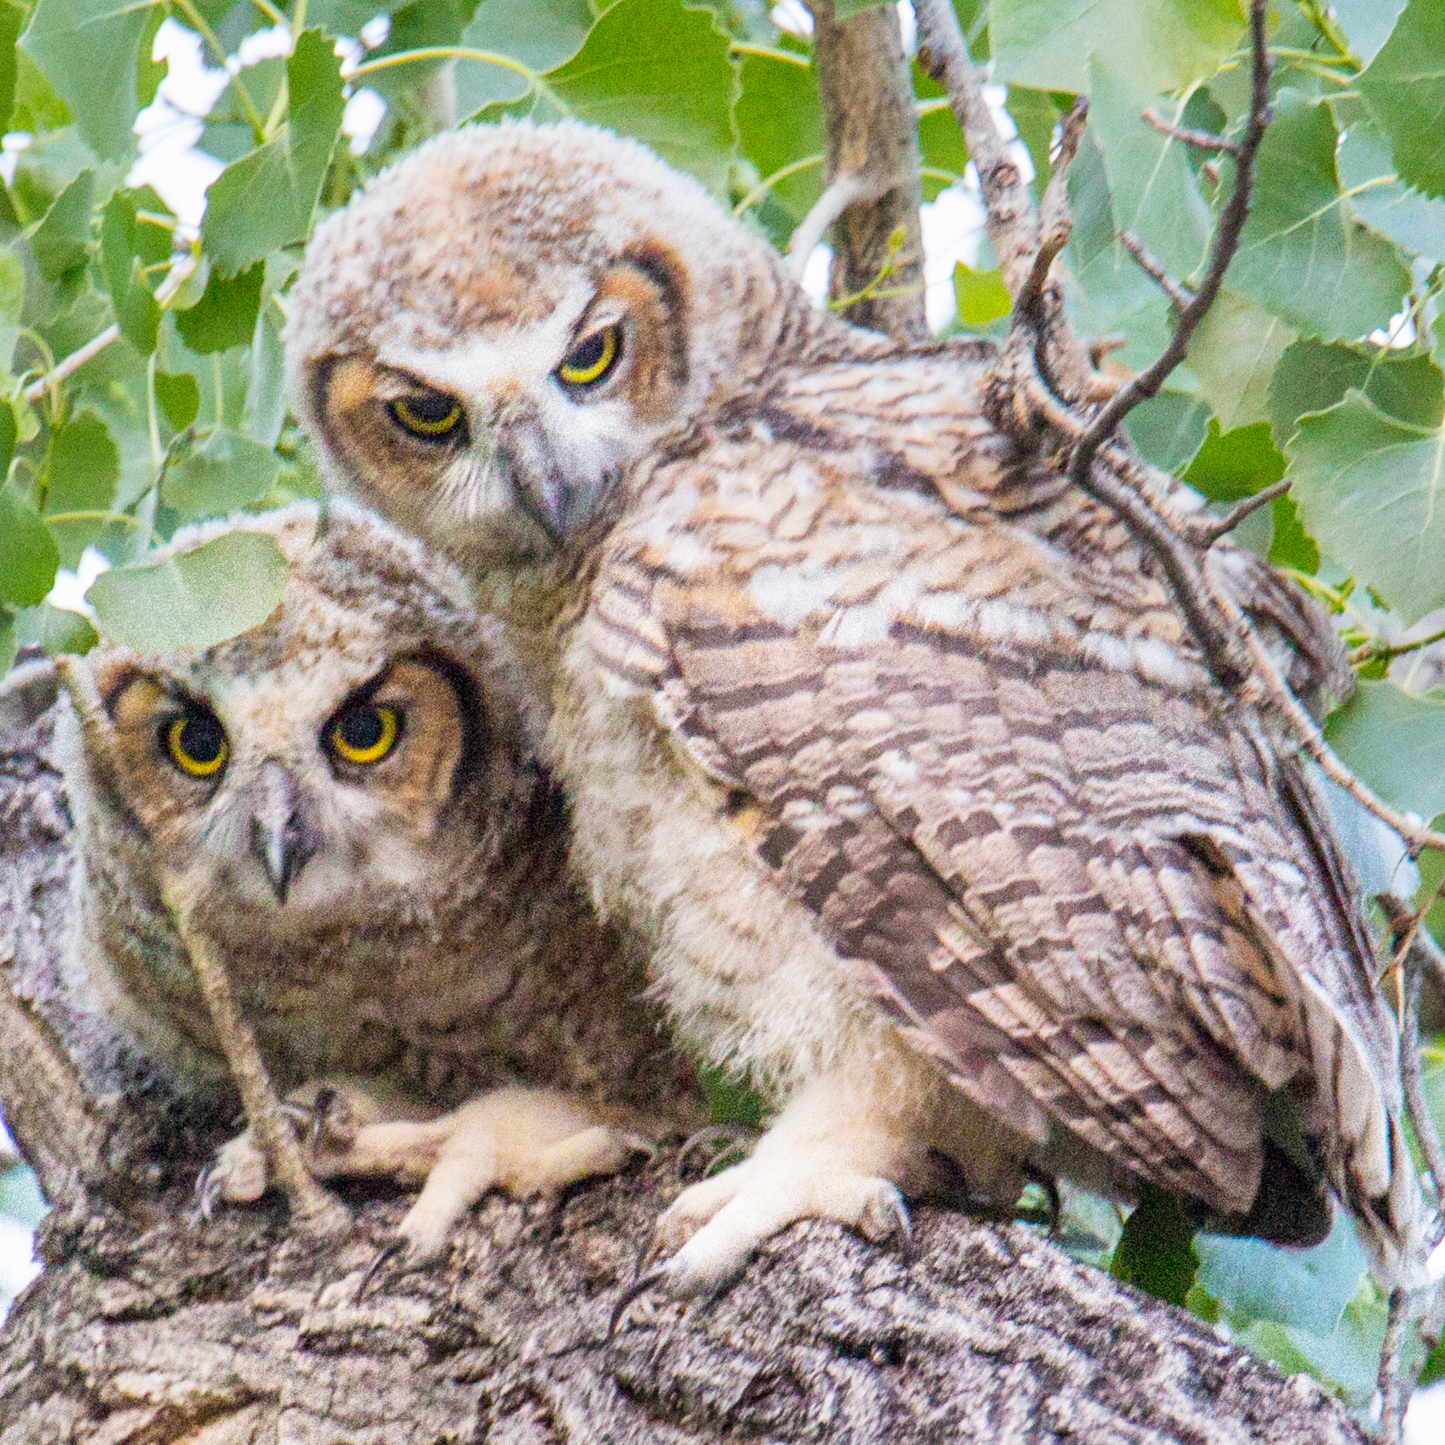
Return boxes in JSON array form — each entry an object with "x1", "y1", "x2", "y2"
[
  {"x1": 805, "y1": 2, "x2": 928, "y2": 342},
  {"x1": 0, "y1": 682, "x2": 1373, "y2": 1444}
]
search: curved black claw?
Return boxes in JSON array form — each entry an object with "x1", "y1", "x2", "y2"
[
  {"x1": 1021, "y1": 1163, "x2": 1063, "y2": 1236},
  {"x1": 607, "y1": 1267, "x2": 672, "y2": 1343},
  {"x1": 356, "y1": 1234, "x2": 408, "y2": 1304}
]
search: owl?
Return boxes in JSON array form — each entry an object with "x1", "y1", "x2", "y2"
[
  {"x1": 287, "y1": 119, "x2": 1422, "y2": 1294},
  {"x1": 56, "y1": 499, "x2": 694, "y2": 1253}
]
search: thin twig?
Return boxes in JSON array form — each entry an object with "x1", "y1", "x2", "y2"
[
  {"x1": 786, "y1": 172, "x2": 882, "y2": 277},
  {"x1": 1351, "y1": 623, "x2": 1445, "y2": 669},
  {"x1": 913, "y1": 0, "x2": 1038, "y2": 300},
  {"x1": 21, "y1": 326, "x2": 118, "y2": 402},
  {"x1": 170, "y1": 908, "x2": 349, "y2": 1235},
  {"x1": 1015, "y1": 99, "x2": 1088, "y2": 323},
  {"x1": 1378, "y1": 1285, "x2": 1411, "y2": 1445},
  {"x1": 1196, "y1": 480, "x2": 1291, "y2": 544},
  {"x1": 1141, "y1": 109, "x2": 1242, "y2": 156},
  {"x1": 1117, "y1": 231, "x2": 1195, "y2": 312},
  {"x1": 1070, "y1": 0, "x2": 1271, "y2": 490}
]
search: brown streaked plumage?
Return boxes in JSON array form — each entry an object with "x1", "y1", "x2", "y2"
[
  {"x1": 57, "y1": 500, "x2": 698, "y2": 1250},
  {"x1": 288, "y1": 119, "x2": 1421, "y2": 1293}
]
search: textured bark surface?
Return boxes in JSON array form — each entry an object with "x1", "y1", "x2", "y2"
[
  {"x1": 0, "y1": 681, "x2": 1368, "y2": 1444},
  {"x1": 805, "y1": 2, "x2": 928, "y2": 342}
]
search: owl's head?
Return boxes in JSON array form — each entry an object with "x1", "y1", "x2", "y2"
[
  {"x1": 287, "y1": 119, "x2": 837, "y2": 565},
  {"x1": 61, "y1": 501, "x2": 544, "y2": 942}
]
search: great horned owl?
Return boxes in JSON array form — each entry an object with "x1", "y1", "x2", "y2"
[
  {"x1": 288, "y1": 120, "x2": 1422, "y2": 1292},
  {"x1": 57, "y1": 500, "x2": 694, "y2": 1252}
]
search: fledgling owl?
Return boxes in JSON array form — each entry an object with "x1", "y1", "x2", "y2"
[
  {"x1": 56, "y1": 500, "x2": 695, "y2": 1252},
  {"x1": 287, "y1": 120, "x2": 1422, "y2": 1293}
]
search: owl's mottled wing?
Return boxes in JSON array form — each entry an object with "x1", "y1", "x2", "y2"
[{"x1": 585, "y1": 433, "x2": 1416, "y2": 1268}]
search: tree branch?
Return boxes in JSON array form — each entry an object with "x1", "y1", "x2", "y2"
[
  {"x1": 0, "y1": 668, "x2": 1374, "y2": 1445},
  {"x1": 805, "y1": 2, "x2": 927, "y2": 342}
]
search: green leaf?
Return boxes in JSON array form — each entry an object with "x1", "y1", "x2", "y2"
[
  {"x1": 87, "y1": 529, "x2": 289, "y2": 653},
  {"x1": 1287, "y1": 389, "x2": 1445, "y2": 622},
  {"x1": 1332, "y1": 0, "x2": 1408, "y2": 67},
  {"x1": 19, "y1": 0, "x2": 155, "y2": 160},
  {"x1": 991, "y1": 0, "x2": 1245, "y2": 96},
  {"x1": 1087, "y1": 54, "x2": 1211, "y2": 283},
  {"x1": 0, "y1": 250, "x2": 22, "y2": 326},
  {"x1": 1229, "y1": 92, "x2": 1411, "y2": 343},
  {"x1": 1268, "y1": 338, "x2": 1444, "y2": 449},
  {"x1": 0, "y1": 608, "x2": 13, "y2": 675},
  {"x1": 1110, "y1": 1185, "x2": 1197, "y2": 1307},
  {"x1": 200, "y1": 30, "x2": 344, "y2": 276},
  {"x1": 1194, "y1": 1210, "x2": 1365, "y2": 1336},
  {"x1": 44, "y1": 410, "x2": 120, "y2": 515},
  {"x1": 1126, "y1": 391, "x2": 1211, "y2": 474},
  {"x1": 161, "y1": 429, "x2": 281, "y2": 517},
  {"x1": 0, "y1": 1, "x2": 25, "y2": 133},
  {"x1": 952, "y1": 262, "x2": 1010, "y2": 329},
  {"x1": 913, "y1": 63, "x2": 967, "y2": 200},
  {"x1": 359, "y1": 0, "x2": 463, "y2": 104},
  {"x1": 1183, "y1": 419, "x2": 1286, "y2": 503},
  {"x1": 833, "y1": 0, "x2": 886, "y2": 17},
  {"x1": 1337, "y1": 122, "x2": 1445, "y2": 265},
  {"x1": 0, "y1": 488, "x2": 58, "y2": 606},
  {"x1": 99, "y1": 189, "x2": 138, "y2": 301},
  {"x1": 30, "y1": 168, "x2": 94, "y2": 282},
  {"x1": 735, "y1": 46, "x2": 822, "y2": 229},
  {"x1": 697, "y1": 1064, "x2": 763, "y2": 1129},
  {"x1": 173, "y1": 261, "x2": 265, "y2": 355},
  {"x1": 153, "y1": 370, "x2": 201, "y2": 433},
  {"x1": 1325, "y1": 681, "x2": 1445, "y2": 822},
  {"x1": 1189, "y1": 289, "x2": 1298, "y2": 430},
  {"x1": 536, "y1": 0, "x2": 738, "y2": 195},
  {"x1": 1005, "y1": 85, "x2": 1059, "y2": 197},
  {"x1": 1269, "y1": 496, "x2": 1319, "y2": 575},
  {"x1": 116, "y1": 262, "x2": 160, "y2": 355},
  {"x1": 14, "y1": 600, "x2": 97, "y2": 657},
  {"x1": 462, "y1": 0, "x2": 592, "y2": 75},
  {"x1": 1359, "y1": 0, "x2": 1445, "y2": 201}
]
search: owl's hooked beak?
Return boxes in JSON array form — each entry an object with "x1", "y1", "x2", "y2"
[{"x1": 249, "y1": 760, "x2": 320, "y2": 904}]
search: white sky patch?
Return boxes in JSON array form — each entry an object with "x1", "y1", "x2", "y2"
[
  {"x1": 234, "y1": 23, "x2": 294, "y2": 70},
  {"x1": 47, "y1": 547, "x2": 111, "y2": 619},
  {"x1": 771, "y1": 1, "x2": 813, "y2": 39},
  {"x1": 343, "y1": 88, "x2": 388, "y2": 156},
  {"x1": 1405, "y1": 1382, "x2": 1445, "y2": 1445},
  {"x1": 0, "y1": 131, "x2": 31, "y2": 186},
  {"x1": 359, "y1": 14, "x2": 391, "y2": 51},
  {"x1": 800, "y1": 242, "x2": 832, "y2": 308}
]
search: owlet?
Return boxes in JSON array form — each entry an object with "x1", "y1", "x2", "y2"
[{"x1": 288, "y1": 119, "x2": 1422, "y2": 1293}]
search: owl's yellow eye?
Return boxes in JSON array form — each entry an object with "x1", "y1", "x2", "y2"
[
  {"x1": 389, "y1": 393, "x2": 464, "y2": 441},
  {"x1": 164, "y1": 711, "x2": 228, "y2": 778},
  {"x1": 558, "y1": 325, "x2": 622, "y2": 388},
  {"x1": 329, "y1": 703, "x2": 401, "y2": 765}
]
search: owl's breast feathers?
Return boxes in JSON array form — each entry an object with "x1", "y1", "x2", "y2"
[{"x1": 577, "y1": 363, "x2": 1420, "y2": 1278}]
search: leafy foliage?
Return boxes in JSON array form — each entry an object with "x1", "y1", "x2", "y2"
[{"x1": 0, "y1": 0, "x2": 1443, "y2": 1409}]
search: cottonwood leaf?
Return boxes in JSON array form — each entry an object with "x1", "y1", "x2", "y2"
[
  {"x1": 174, "y1": 261, "x2": 265, "y2": 355},
  {"x1": 153, "y1": 371, "x2": 201, "y2": 433},
  {"x1": 1110, "y1": 1186, "x2": 1197, "y2": 1308},
  {"x1": 1126, "y1": 392, "x2": 1211, "y2": 475},
  {"x1": 991, "y1": 0, "x2": 1244, "y2": 96},
  {"x1": 1287, "y1": 389, "x2": 1445, "y2": 623},
  {"x1": 953, "y1": 263, "x2": 1010, "y2": 329},
  {"x1": 1269, "y1": 339, "x2": 1444, "y2": 449},
  {"x1": 454, "y1": 0, "x2": 592, "y2": 117},
  {"x1": 0, "y1": 489, "x2": 57, "y2": 607},
  {"x1": 518, "y1": 0, "x2": 738, "y2": 195},
  {"x1": 1088, "y1": 54, "x2": 1211, "y2": 282},
  {"x1": 1188, "y1": 289, "x2": 1297, "y2": 430},
  {"x1": 735, "y1": 46, "x2": 822, "y2": 231},
  {"x1": 0, "y1": 1, "x2": 24, "y2": 133},
  {"x1": 1337, "y1": 123, "x2": 1445, "y2": 265},
  {"x1": 161, "y1": 429, "x2": 281, "y2": 517},
  {"x1": 1228, "y1": 91, "x2": 1410, "y2": 342},
  {"x1": 200, "y1": 30, "x2": 344, "y2": 276},
  {"x1": 14, "y1": 600, "x2": 97, "y2": 657},
  {"x1": 30, "y1": 168, "x2": 94, "y2": 282},
  {"x1": 88, "y1": 529, "x2": 288, "y2": 654},
  {"x1": 1359, "y1": 0, "x2": 1445, "y2": 201},
  {"x1": 1325, "y1": 681, "x2": 1445, "y2": 823},
  {"x1": 20, "y1": 0, "x2": 156, "y2": 160}
]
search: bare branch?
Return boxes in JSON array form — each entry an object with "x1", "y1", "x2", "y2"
[
  {"x1": 1070, "y1": 0, "x2": 1272, "y2": 489},
  {"x1": 913, "y1": 0, "x2": 1039, "y2": 301},
  {"x1": 170, "y1": 909, "x2": 350, "y2": 1235},
  {"x1": 806, "y1": 1, "x2": 927, "y2": 341},
  {"x1": 1196, "y1": 479, "x2": 1291, "y2": 543},
  {"x1": 1117, "y1": 230, "x2": 1195, "y2": 312},
  {"x1": 1378, "y1": 1286, "x2": 1412, "y2": 1445},
  {"x1": 1141, "y1": 108, "x2": 1242, "y2": 156},
  {"x1": 1014, "y1": 99, "x2": 1089, "y2": 323},
  {"x1": 22, "y1": 325, "x2": 120, "y2": 402}
]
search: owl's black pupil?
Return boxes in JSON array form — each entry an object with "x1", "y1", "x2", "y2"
[
  {"x1": 569, "y1": 333, "x2": 606, "y2": 370},
  {"x1": 339, "y1": 708, "x2": 384, "y2": 750},
  {"x1": 179, "y1": 712, "x2": 224, "y2": 762},
  {"x1": 409, "y1": 393, "x2": 454, "y2": 422}
]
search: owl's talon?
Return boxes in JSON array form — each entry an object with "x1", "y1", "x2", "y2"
[
  {"x1": 356, "y1": 1234, "x2": 409, "y2": 1303},
  {"x1": 607, "y1": 1266, "x2": 672, "y2": 1342},
  {"x1": 676, "y1": 1123, "x2": 758, "y2": 1180},
  {"x1": 189, "y1": 1162, "x2": 223, "y2": 1226}
]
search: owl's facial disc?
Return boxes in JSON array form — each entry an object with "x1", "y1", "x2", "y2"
[
  {"x1": 309, "y1": 250, "x2": 689, "y2": 557},
  {"x1": 92, "y1": 652, "x2": 478, "y2": 919}
]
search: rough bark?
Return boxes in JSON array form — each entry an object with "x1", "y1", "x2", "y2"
[
  {"x1": 805, "y1": 2, "x2": 929, "y2": 342},
  {"x1": 0, "y1": 681, "x2": 1368, "y2": 1443}
]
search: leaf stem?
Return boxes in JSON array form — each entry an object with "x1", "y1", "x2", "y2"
[
  {"x1": 732, "y1": 154, "x2": 826, "y2": 217},
  {"x1": 1350, "y1": 624, "x2": 1445, "y2": 669}
]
